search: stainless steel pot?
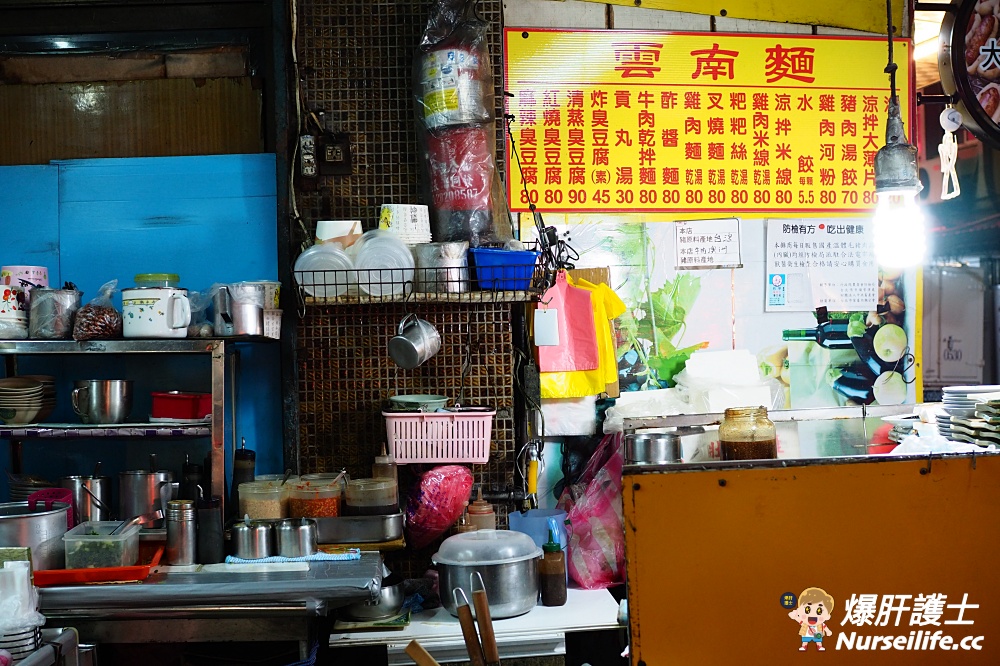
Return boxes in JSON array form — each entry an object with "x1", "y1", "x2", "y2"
[
  {"x1": 59, "y1": 475, "x2": 112, "y2": 522},
  {"x1": 437, "y1": 559, "x2": 539, "y2": 619},
  {"x1": 433, "y1": 529, "x2": 541, "y2": 619},
  {"x1": 625, "y1": 432, "x2": 682, "y2": 464},
  {"x1": 0, "y1": 501, "x2": 70, "y2": 570},
  {"x1": 119, "y1": 471, "x2": 174, "y2": 528}
]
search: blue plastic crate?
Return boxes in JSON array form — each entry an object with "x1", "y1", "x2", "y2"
[{"x1": 468, "y1": 248, "x2": 540, "y2": 290}]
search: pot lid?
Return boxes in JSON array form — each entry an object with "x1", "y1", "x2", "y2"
[{"x1": 432, "y1": 529, "x2": 542, "y2": 566}]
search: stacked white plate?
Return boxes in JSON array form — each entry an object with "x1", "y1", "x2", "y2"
[
  {"x1": 935, "y1": 411, "x2": 955, "y2": 438},
  {"x1": 942, "y1": 385, "x2": 1000, "y2": 418},
  {"x1": 0, "y1": 377, "x2": 45, "y2": 425}
]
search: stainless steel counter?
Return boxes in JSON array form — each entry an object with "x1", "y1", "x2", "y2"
[
  {"x1": 40, "y1": 551, "x2": 381, "y2": 612},
  {"x1": 39, "y1": 551, "x2": 382, "y2": 647}
]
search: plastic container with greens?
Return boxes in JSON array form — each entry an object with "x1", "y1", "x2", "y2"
[{"x1": 64, "y1": 520, "x2": 141, "y2": 569}]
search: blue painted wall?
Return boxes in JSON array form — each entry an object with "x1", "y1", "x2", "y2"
[{"x1": 1, "y1": 154, "x2": 283, "y2": 502}]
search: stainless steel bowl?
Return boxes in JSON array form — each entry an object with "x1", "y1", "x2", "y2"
[
  {"x1": 625, "y1": 432, "x2": 682, "y2": 464},
  {"x1": 344, "y1": 578, "x2": 405, "y2": 620}
]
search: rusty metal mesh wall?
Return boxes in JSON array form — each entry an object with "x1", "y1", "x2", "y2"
[
  {"x1": 292, "y1": 0, "x2": 505, "y2": 237},
  {"x1": 297, "y1": 302, "x2": 517, "y2": 574},
  {"x1": 292, "y1": 0, "x2": 510, "y2": 576}
]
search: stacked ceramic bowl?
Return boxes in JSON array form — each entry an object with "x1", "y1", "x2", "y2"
[
  {"x1": 938, "y1": 385, "x2": 1000, "y2": 438},
  {"x1": 19, "y1": 374, "x2": 55, "y2": 421},
  {"x1": 0, "y1": 377, "x2": 47, "y2": 425}
]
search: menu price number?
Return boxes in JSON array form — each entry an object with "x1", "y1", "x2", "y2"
[{"x1": 521, "y1": 185, "x2": 878, "y2": 210}]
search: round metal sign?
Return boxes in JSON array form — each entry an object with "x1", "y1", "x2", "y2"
[{"x1": 940, "y1": 0, "x2": 1000, "y2": 147}]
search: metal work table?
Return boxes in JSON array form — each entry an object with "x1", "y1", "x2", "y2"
[{"x1": 39, "y1": 551, "x2": 382, "y2": 647}]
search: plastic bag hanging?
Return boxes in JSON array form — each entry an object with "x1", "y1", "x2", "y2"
[{"x1": 414, "y1": 0, "x2": 508, "y2": 247}]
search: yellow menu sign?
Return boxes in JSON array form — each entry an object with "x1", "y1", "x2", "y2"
[{"x1": 503, "y1": 30, "x2": 911, "y2": 216}]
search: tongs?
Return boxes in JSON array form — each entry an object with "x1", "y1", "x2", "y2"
[
  {"x1": 111, "y1": 509, "x2": 164, "y2": 535},
  {"x1": 463, "y1": 571, "x2": 501, "y2": 666},
  {"x1": 471, "y1": 572, "x2": 501, "y2": 666},
  {"x1": 454, "y1": 587, "x2": 486, "y2": 666}
]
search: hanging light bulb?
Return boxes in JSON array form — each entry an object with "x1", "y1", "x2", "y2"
[
  {"x1": 872, "y1": 0, "x2": 926, "y2": 268},
  {"x1": 872, "y1": 190, "x2": 926, "y2": 268}
]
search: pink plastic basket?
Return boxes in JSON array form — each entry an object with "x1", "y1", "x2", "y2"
[{"x1": 383, "y1": 409, "x2": 495, "y2": 463}]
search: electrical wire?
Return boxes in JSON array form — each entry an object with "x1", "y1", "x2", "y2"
[{"x1": 288, "y1": 0, "x2": 313, "y2": 253}]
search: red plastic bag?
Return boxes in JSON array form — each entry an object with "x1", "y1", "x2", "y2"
[
  {"x1": 536, "y1": 271, "x2": 600, "y2": 373},
  {"x1": 405, "y1": 465, "x2": 474, "y2": 549},
  {"x1": 557, "y1": 433, "x2": 625, "y2": 589}
]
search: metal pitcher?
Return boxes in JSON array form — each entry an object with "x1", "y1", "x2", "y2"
[
  {"x1": 213, "y1": 283, "x2": 264, "y2": 336},
  {"x1": 119, "y1": 471, "x2": 175, "y2": 528}
]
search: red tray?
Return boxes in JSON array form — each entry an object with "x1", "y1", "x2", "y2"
[{"x1": 33, "y1": 542, "x2": 164, "y2": 587}]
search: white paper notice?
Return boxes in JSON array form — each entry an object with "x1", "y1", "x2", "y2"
[
  {"x1": 765, "y1": 218, "x2": 877, "y2": 312},
  {"x1": 674, "y1": 218, "x2": 742, "y2": 270}
]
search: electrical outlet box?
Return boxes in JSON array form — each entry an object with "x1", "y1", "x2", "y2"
[
  {"x1": 317, "y1": 132, "x2": 352, "y2": 176},
  {"x1": 299, "y1": 134, "x2": 317, "y2": 178}
]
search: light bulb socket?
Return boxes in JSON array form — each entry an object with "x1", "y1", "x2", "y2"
[{"x1": 874, "y1": 104, "x2": 922, "y2": 194}]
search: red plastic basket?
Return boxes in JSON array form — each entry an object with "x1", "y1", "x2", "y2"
[{"x1": 383, "y1": 409, "x2": 495, "y2": 463}]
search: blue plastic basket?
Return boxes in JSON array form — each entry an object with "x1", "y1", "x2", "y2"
[{"x1": 468, "y1": 248, "x2": 540, "y2": 290}]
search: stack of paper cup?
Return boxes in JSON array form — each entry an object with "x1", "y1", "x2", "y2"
[{"x1": 379, "y1": 204, "x2": 431, "y2": 244}]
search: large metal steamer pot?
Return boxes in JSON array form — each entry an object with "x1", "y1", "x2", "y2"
[
  {"x1": 0, "y1": 501, "x2": 70, "y2": 570},
  {"x1": 433, "y1": 529, "x2": 542, "y2": 619}
]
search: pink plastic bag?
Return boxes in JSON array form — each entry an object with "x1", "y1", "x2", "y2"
[
  {"x1": 405, "y1": 465, "x2": 474, "y2": 550},
  {"x1": 536, "y1": 271, "x2": 600, "y2": 372},
  {"x1": 557, "y1": 433, "x2": 625, "y2": 589}
]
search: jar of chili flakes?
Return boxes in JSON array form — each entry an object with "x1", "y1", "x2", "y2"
[{"x1": 288, "y1": 481, "x2": 341, "y2": 518}]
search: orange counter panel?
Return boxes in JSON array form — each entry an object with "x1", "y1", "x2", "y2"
[{"x1": 623, "y1": 454, "x2": 1000, "y2": 665}]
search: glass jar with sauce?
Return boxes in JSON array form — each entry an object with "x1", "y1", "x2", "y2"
[{"x1": 718, "y1": 406, "x2": 777, "y2": 460}]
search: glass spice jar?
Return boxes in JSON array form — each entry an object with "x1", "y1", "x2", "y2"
[{"x1": 718, "y1": 406, "x2": 777, "y2": 461}]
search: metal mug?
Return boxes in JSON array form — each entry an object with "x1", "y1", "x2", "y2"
[
  {"x1": 119, "y1": 471, "x2": 174, "y2": 528},
  {"x1": 59, "y1": 475, "x2": 112, "y2": 523},
  {"x1": 387, "y1": 314, "x2": 441, "y2": 369},
  {"x1": 71, "y1": 379, "x2": 133, "y2": 424},
  {"x1": 28, "y1": 288, "x2": 82, "y2": 339},
  {"x1": 213, "y1": 284, "x2": 264, "y2": 337}
]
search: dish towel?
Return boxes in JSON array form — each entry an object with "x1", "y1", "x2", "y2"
[{"x1": 225, "y1": 549, "x2": 361, "y2": 564}]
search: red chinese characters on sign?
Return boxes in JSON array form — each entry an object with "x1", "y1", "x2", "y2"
[
  {"x1": 691, "y1": 44, "x2": 740, "y2": 80},
  {"x1": 614, "y1": 43, "x2": 663, "y2": 78},
  {"x1": 764, "y1": 45, "x2": 816, "y2": 83}
]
